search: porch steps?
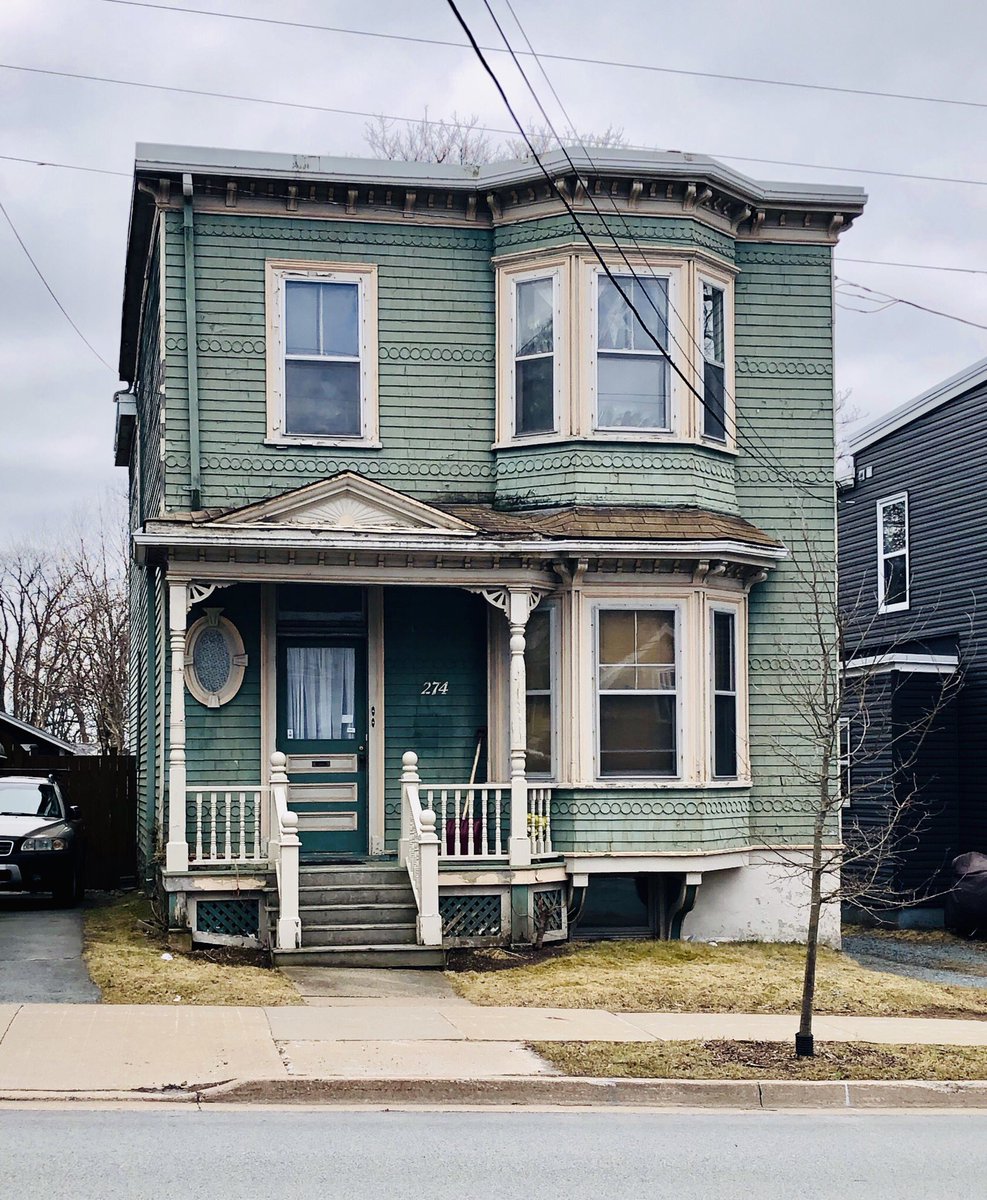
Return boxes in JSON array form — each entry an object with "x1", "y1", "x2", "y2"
[{"x1": 269, "y1": 862, "x2": 445, "y2": 969}]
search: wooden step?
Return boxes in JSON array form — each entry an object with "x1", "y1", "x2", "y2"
[
  {"x1": 302, "y1": 922, "x2": 418, "y2": 946},
  {"x1": 296, "y1": 903, "x2": 418, "y2": 926},
  {"x1": 272, "y1": 944, "x2": 445, "y2": 969}
]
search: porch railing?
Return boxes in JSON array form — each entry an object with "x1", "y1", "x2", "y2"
[
  {"x1": 269, "y1": 752, "x2": 301, "y2": 949},
  {"x1": 187, "y1": 786, "x2": 266, "y2": 866},
  {"x1": 419, "y1": 781, "x2": 554, "y2": 860},
  {"x1": 398, "y1": 752, "x2": 442, "y2": 946}
]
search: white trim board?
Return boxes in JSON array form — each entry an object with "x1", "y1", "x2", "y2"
[{"x1": 844, "y1": 653, "x2": 959, "y2": 677}]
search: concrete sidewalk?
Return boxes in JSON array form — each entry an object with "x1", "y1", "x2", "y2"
[{"x1": 3, "y1": 1002, "x2": 987, "y2": 1094}]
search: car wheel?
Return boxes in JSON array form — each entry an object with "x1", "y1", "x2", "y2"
[{"x1": 53, "y1": 865, "x2": 83, "y2": 909}]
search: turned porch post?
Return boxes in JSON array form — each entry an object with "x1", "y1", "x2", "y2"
[
  {"x1": 507, "y1": 588, "x2": 534, "y2": 868},
  {"x1": 165, "y1": 580, "x2": 189, "y2": 871}
]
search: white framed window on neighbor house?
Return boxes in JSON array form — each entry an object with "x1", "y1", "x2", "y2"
[
  {"x1": 838, "y1": 717, "x2": 852, "y2": 806},
  {"x1": 592, "y1": 269, "x2": 672, "y2": 434},
  {"x1": 594, "y1": 604, "x2": 681, "y2": 778},
  {"x1": 509, "y1": 266, "x2": 564, "y2": 439},
  {"x1": 877, "y1": 492, "x2": 909, "y2": 612},
  {"x1": 524, "y1": 605, "x2": 557, "y2": 778},
  {"x1": 709, "y1": 605, "x2": 739, "y2": 779},
  {"x1": 266, "y1": 260, "x2": 379, "y2": 446}
]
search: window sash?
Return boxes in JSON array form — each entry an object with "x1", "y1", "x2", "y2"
[
  {"x1": 594, "y1": 272, "x2": 672, "y2": 434},
  {"x1": 701, "y1": 281, "x2": 727, "y2": 441},
  {"x1": 525, "y1": 608, "x2": 555, "y2": 778},
  {"x1": 877, "y1": 494, "x2": 909, "y2": 610},
  {"x1": 710, "y1": 609, "x2": 738, "y2": 779},
  {"x1": 513, "y1": 273, "x2": 558, "y2": 437}
]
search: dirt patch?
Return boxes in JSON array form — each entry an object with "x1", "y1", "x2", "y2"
[
  {"x1": 533, "y1": 1039, "x2": 987, "y2": 1081},
  {"x1": 83, "y1": 893, "x2": 302, "y2": 1006},
  {"x1": 448, "y1": 939, "x2": 987, "y2": 1017}
]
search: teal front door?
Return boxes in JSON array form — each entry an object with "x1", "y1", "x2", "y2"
[{"x1": 277, "y1": 637, "x2": 368, "y2": 858}]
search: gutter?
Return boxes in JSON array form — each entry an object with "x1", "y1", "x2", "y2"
[{"x1": 181, "y1": 173, "x2": 202, "y2": 510}]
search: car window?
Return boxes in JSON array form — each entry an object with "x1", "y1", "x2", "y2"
[{"x1": 0, "y1": 781, "x2": 63, "y2": 819}]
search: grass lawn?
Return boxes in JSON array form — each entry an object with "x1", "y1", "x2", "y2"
[
  {"x1": 532, "y1": 1039, "x2": 987, "y2": 1081},
  {"x1": 447, "y1": 940, "x2": 987, "y2": 1017},
  {"x1": 84, "y1": 894, "x2": 301, "y2": 1006}
]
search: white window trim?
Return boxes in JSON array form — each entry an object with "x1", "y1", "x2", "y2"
[
  {"x1": 525, "y1": 602, "x2": 560, "y2": 781},
  {"x1": 591, "y1": 599, "x2": 685, "y2": 782},
  {"x1": 265, "y1": 259, "x2": 380, "y2": 448},
  {"x1": 697, "y1": 272, "x2": 735, "y2": 449},
  {"x1": 498, "y1": 262, "x2": 567, "y2": 445},
  {"x1": 184, "y1": 610, "x2": 248, "y2": 708},
  {"x1": 707, "y1": 601, "x2": 746, "y2": 781},
  {"x1": 838, "y1": 716, "x2": 852, "y2": 807},
  {"x1": 876, "y1": 492, "x2": 910, "y2": 613},
  {"x1": 588, "y1": 264, "x2": 680, "y2": 438}
]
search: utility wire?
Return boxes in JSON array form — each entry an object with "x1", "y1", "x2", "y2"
[
  {"x1": 97, "y1": 0, "x2": 987, "y2": 115},
  {"x1": 836, "y1": 278, "x2": 987, "y2": 331},
  {"x1": 0, "y1": 152, "x2": 130, "y2": 178},
  {"x1": 488, "y1": 0, "x2": 815, "y2": 500},
  {"x1": 0, "y1": 196, "x2": 115, "y2": 371},
  {"x1": 5, "y1": 61, "x2": 987, "y2": 193}
]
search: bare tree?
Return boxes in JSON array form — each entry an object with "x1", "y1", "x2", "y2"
[
  {"x1": 767, "y1": 527, "x2": 961, "y2": 1055},
  {"x1": 364, "y1": 110, "x2": 627, "y2": 166},
  {"x1": 0, "y1": 499, "x2": 129, "y2": 754}
]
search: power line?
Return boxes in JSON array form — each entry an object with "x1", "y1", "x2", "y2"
[
  {"x1": 0, "y1": 152, "x2": 130, "y2": 178},
  {"x1": 837, "y1": 257, "x2": 987, "y2": 276},
  {"x1": 836, "y1": 278, "x2": 987, "y2": 332},
  {"x1": 0, "y1": 196, "x2": 115, "y2": 371},
  {"x1": 488, "y1": 0, "x2": 816, "y2": 501},
  {"x1": 6, "y1": 61, "x2": 987, "y2": 193},
  {"x1": 98, "y1": 0, "x2": 987, "y2": 115}
]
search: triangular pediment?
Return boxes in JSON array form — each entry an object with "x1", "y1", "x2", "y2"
[{"x1": 210, "y1": 473, "x2": 477, "y2": 536}]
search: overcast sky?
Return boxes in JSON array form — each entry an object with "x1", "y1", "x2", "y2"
[{"x1": 2, "y1": 0, "x2": 986, "y2": 538}]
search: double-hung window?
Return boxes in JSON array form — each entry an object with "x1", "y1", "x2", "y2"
[
  {"x1": 877, "y1": 493, "x2": 909, "y2": 611},
  {"x1": 513, "y1": 272, "x2": 559, "y2": 436},
  {"x1": 710, "y1": 608, "x2": 738, "y2": 778},
  {"x1": 524, "y1": 608, "x2": 555, "y2": 777},
  {"x1": 597, "y1": 608, "x2": 678, "y2": 777},
  {"x1": 701, "y1": 281, "x2": 727, "y2": 441},
  {"x1": 595, "y1": 273, "x2": 670, "y2": 432},
  {"x1": 267, "y1": 262, "x2": 378, "y2": 445}
]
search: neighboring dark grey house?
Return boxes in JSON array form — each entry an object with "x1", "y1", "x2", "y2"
[
  {"x1": 0, "y1": 712, "x2": 79, "y2": 764},
  {"x1": 838, "y1": 356, "x2": 987, "y2": 925}
]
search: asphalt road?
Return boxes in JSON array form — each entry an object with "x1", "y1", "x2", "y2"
[
  {"x1": 0, "y1": 897, "x2": 99, "y2": 1002},
  {"x1": 1, "y1": 1108, "x2": 985, "y2": 1199}
]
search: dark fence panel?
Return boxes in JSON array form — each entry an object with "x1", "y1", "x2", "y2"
[{"x1": 2, "y1": 753, "x2": 137, "y2": 890}]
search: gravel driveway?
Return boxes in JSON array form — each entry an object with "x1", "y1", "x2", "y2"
[
  {"x1": 843, "y1": 931, "x2": 987, "y2": 990},
  {"x1": 0, "y1": 897, "x2": 99, "y2": 1003}
]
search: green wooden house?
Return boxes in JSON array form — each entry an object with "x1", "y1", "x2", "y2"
[{"x1": 114, "y1": 143, "x2": 865, "y2": 963}]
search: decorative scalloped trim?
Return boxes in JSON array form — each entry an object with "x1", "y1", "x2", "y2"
[{"x1": 736, "y1": 358, "x2": 832, "y2": 377}]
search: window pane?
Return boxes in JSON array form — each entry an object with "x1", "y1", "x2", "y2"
[
  {"x1": 524, "y1": 611, "x2": 551, "y2": 691},
  {"x1": 193, "y1": 626, "x2": 232, "y2": 694},
  {"x1": 320, "y1": 281, "x2": 360, "y2": 357},
  {"x1": 285, "y1": 281, "x2": 320, "y2": 355},
  {"x1": 713, "y1": 611, "x2": 735, "y2": 693},
  {"x1": 634, "y1": 665, "x2": 676, "y2": 691},
  {"x1": 703, "y1": 283, "x2": 724, "y2": 362},
  {"x1": 526, "y1": 695, "x2": 552, "y2": 775},
  {"x1": 883, "y1": 555, "x2": 907, "y2": 606},
  {"x1": 515, "y1": 357, "x2": 555, "y2": 434},
  {"x1": 636, "y1": 611, "x2": 675, "y2": 665},
  {"x1": 599, "y1": 664, "x2": 637, "y2": 690},
  {"x1": 703, "y1": 361, "x2": 726, "y2": 440},
  {"x1": 600, "y1": 694, "x2": 676, "y2": 775},
  {"x1": 882, "y1": 502, "x2": 906, "y2": 554},
  {"x1": 599, "y1": 611, "x2": 636, "y2": 667},
  {"x1": 714, "y1": 695, "x2": 737, "y2": 777},
  {"x1": 285, "y1": 645, "x2": 356, "y2": 741},
  {"x1": 285, "y1": 360, "x2": 361, "y2": 436},
  {"x1": 598, "y1": 275, "x2": 667, "y2": 351},
  {"x1": 516, "y1": 277, "x2": 554, "y2": 357},
  {"x1": 597, "y1": 356, "x2": 669, "y2": 429}
]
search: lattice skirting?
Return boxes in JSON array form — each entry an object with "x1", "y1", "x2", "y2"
[
  {"x1": 439, "y1": 892, "x2": 503, "y2": 940},
  {"x1": 533, "y1": 886, "x2": 566, "y2": 939},
  {"x1": 192, "y1": 897, "x2": 261, "y2": 945}
]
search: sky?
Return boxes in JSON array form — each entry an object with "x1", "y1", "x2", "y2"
[{"x1": 1, "y1": 0, "x2": 986, "y2": 538}]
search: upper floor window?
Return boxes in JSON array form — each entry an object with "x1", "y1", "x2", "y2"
[
  {"x1": 877, "y1": 493, "x2": 909, "y2": 612},
  {"x1": 496, "y1": 251, "x2": 734, "y2": 450},
  {"x1": 266, "y1": 260, "x2": 379, "y2": 447},
  {"x1": 596, "y1": 273, "x2": 670, "y2": 433},
  {"x1": 701, "y1": 280, "x2": 727, "y2": 441}
]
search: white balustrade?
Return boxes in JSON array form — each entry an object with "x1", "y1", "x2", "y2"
[
  {"x1": 269, "y1": 751, "x2": 301, "y2": 949},
  {"x1": 399, "y1": 751, "x2": 442, "y2": 946},
  {"x1": 527, "y1": 786, "x2": 553, "y2": 857},
  {"x1": 187, "y1": 786, "x2": 265, "y2": 865}
]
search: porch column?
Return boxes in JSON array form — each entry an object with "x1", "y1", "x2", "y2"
[
  {"x1": 507, "y1": 589, "x2": 533, "y2": 868},
  {"x1": 165, "y1": 580, "x2": 189, "y2": 872}
]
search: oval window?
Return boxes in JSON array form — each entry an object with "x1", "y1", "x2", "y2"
[{"x1": 184, "y1": 611, "x2": 247, "y2": 707}]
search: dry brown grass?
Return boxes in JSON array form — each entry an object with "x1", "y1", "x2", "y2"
[
  {"x1": 84, "y1": 894, "x2": 302, "y2": 1006},
  {"x1": 533, "y1": 1039, "x2": 987, "y2": 1081},
  {"x1": 448, "y1": 940, "x2": 987, "y2": 1017}
]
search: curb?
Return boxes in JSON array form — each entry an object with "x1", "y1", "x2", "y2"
[{"x1": 4, "y1": 1077, "x2": 987, "y2": 1109}]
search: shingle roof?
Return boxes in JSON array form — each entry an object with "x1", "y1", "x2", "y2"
[{"x1": 436, "y1": 504, "x2": 783, "y2": 548}]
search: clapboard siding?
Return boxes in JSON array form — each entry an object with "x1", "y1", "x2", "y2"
[{"x1": 840, "y1": 375, "x2": 987, "y2": 864}]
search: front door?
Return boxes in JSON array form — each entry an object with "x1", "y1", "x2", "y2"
[{"x1": 277, "y1": 637, "x2": 368, "y2": 858}]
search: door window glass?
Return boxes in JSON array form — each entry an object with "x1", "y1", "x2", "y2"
[{"x1": 285, "y1": 645, "x2": 356, "y2": 740}]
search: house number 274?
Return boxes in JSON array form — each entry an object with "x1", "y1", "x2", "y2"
[{"x1": 421, "y1": 680, "x2": 450, "y2": 695}]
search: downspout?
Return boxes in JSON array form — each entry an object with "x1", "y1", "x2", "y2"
[{"x1": 181, "y1": 172, "x2": 202, "y2": 510}]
